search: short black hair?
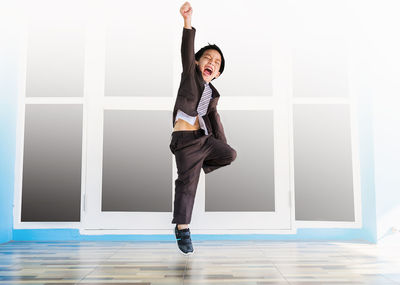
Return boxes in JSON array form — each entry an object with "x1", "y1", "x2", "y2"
[{"x1": 195, "y1": 43, "x2": 225, "y2": 81}]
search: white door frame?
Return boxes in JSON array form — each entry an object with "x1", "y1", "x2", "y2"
[{"x1": 80, "y1": 0, "x2": 294, "y2": 235}]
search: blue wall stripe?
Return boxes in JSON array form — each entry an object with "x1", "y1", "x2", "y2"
[
  {"x1": 12, "y1": 228, "x2": 372, "y2": 242},
  {"x1": 0, "y1": 30, "x2": 19, "y2": 245}
]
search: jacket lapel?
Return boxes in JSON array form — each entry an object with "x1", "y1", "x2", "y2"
[{"x1": 209, "y1": 83, "x2": 220, "y2": 99}]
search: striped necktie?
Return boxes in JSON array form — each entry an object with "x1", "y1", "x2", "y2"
[{"x1": 197, "y1": 83, "x2": 212, "y2": 116}]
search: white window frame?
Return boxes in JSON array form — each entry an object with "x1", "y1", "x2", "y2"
[{"x1": 13, "y1": 0, "x2": 362, "y2": 235}]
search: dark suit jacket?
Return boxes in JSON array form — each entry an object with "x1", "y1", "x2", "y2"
[{"x1": 172, "y1": 26, "x2": 227, "y2": 144}]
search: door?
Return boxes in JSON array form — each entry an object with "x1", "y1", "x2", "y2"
[{"x1": 81, "y1": 0, "x2": 293, "y2": 234}]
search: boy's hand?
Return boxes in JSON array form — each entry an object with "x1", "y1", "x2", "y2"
[{"x1": 180, "y1": 2, "x2": 193, "y2": 20}]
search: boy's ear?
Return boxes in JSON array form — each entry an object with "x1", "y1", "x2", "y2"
[{"x1": 214, "y1": 71, "x2": 221, "y2": 79}]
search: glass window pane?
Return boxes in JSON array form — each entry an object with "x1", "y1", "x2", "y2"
[
  {"x1": 104, "y1": 1, "x2": 174, "y2": 97},
  {"x1": 102, "y1": 110, "x2": 172, "y2": 211},
  {"x1": 26, "y1": 14, "x2": 85, "y2": 97},
  {"x1": 293, "y1": 104, "x2": 355, "y2": 221},
  {"x1": 21, "y1": 104, "x2": 83, "y2": 221},
  {"x1": 205, "y1": 110, "x2": 275, "y2": 212},
  {"x1": 292, "y1": 38, "x2": 349, "y2": 98},
  {"x1": 291, "y1": 0, "x2": 349, "y2": 98},
  {"x1": 203, "y1": 1, "x2": 274, "y2": 97}
]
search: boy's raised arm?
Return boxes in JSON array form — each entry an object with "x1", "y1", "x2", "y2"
[{"x1": 180, "y1": 2, "x2": 195, "y2": 75}]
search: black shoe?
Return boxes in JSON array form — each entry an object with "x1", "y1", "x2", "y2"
[{"x1": 174, "y1": 225, "x2": 194, "y2": 255}]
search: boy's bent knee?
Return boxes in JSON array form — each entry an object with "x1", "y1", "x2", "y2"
[{"x1": 223, "y1": 147, "x2": 236, "y2": 163}]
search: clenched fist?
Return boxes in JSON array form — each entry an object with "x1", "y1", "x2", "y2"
[{"x1": 180, "y1": 2, "x2": 193, "y2": 20}]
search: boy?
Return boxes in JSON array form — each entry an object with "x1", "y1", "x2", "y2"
[{"x1": 169, "y1": 1, "x2": 237, "y2": 255}]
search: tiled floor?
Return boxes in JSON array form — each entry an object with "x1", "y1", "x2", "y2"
[{"x1": 0, "y1": 239, "x2": 399, "y2": 284}]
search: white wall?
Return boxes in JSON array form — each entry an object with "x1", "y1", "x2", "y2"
[{"x1": 355, "y1": 0, "x2": 400, "y2": 243}]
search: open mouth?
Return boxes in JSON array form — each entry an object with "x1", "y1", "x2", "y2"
[{"x1": 204, "y1": 67, "x2": 213, "y2": 76}]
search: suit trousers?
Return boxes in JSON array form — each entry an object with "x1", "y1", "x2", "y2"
[{"x1": 169, "y1": 128, "x2": 237, "y2": 224}]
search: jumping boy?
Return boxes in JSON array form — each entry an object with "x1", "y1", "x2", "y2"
[{"x1": 169, "y1": 1, "x2": 237, "y2": 255}]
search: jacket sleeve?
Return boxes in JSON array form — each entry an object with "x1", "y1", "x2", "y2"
[
  {"x1": 181, "y1": 26, "x2": 196, "y2": 76},
  {"x1": 208, "y1": 106, "x2": 227, "y2": 144}
]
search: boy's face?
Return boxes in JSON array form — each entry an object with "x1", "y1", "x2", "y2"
[{"x1": 195, "y1": 49, "x2": 222, "y2": 83}]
